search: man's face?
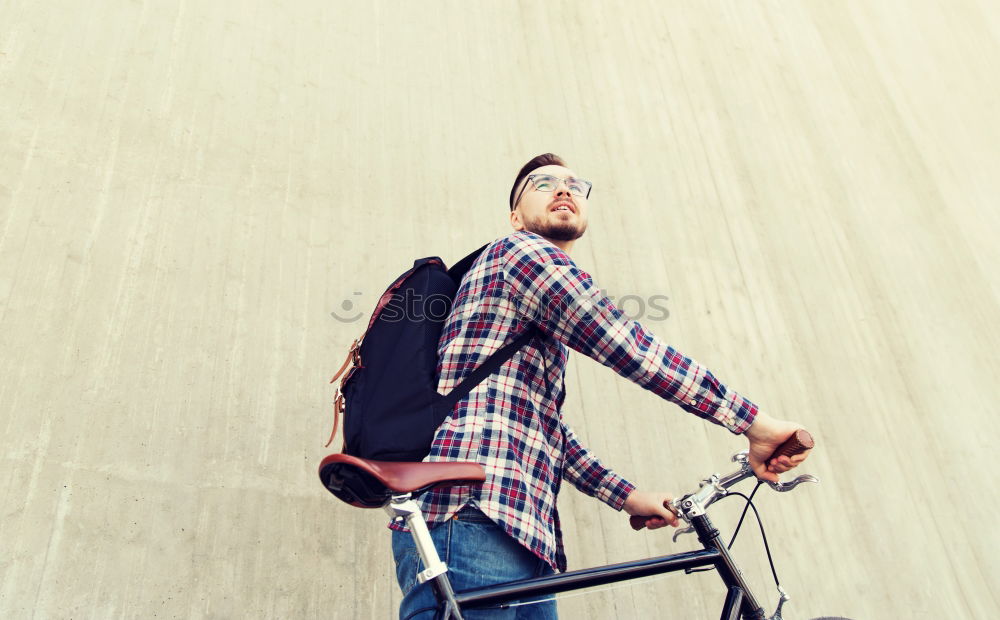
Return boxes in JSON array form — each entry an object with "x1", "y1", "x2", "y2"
[{"x1": 510, "y1": 165, "x2": 589, "y2": 242}]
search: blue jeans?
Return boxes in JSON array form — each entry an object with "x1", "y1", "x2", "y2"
[{"x1": 390, "y1": 506, "x2": 558, "y2": 619}]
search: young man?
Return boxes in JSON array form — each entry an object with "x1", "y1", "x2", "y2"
[{"x1": 389, "y1": 153, "x2": 810, "y2": 619}]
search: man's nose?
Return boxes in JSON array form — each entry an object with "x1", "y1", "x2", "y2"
[{"x1": 554, "y1": 181, "x2": 573, "y2": 197}]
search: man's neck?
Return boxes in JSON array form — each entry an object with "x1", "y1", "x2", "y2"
[{"x1": 544, "y1": 237, "x2": 574, "y2": 254}]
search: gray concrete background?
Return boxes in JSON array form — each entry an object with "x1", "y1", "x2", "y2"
[{"x1": 2, "y1": 1, "x2": 998, "y2": 618}]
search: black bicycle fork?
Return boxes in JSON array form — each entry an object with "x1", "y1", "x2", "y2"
[
  {"x1": 690, "y1": 514, "x2": 766, "y2": 620},
  {"x1": 425, "y1": 511, "x2": 768, "y2": 620}
]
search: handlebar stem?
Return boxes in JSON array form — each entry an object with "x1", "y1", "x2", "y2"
[{"x1": 674, "y1": 452, "x2": 756, "y2": 520}]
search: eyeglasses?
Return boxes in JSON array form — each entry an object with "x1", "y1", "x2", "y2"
[{"x1": 512, "y1": 174, "x2": 593, "y2": 209}]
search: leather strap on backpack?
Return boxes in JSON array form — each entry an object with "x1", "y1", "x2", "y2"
[{"x1": 326, "y1": 337, "x2": 362, "y2": 448}]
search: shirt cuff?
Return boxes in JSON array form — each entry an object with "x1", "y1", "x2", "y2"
[
  {"x1": 719, "y1": 392, "x2": 759, "y2": 434},
  {"x1": 594, "y1": 473, "x2": 637, "y2": 511},
  {"x1": 685, "y1": 382, "x2": 759, "y2": 434}
]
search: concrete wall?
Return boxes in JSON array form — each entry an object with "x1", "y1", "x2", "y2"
[{"x1": 2, "y1": 1, "x2": 998, "y2": 618}]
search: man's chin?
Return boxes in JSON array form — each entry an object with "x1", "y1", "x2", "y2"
[{"x1": 525, "y1": 220, "x2": 586, "y2": 242}]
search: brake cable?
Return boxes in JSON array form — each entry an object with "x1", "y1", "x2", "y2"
[{"x1": 684, "y1": 480, "x2": 782, "y2": 590}]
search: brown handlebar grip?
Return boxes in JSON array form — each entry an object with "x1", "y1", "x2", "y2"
[{"x1": 766, "y1": 429, "x2": 814, "y2": 465}]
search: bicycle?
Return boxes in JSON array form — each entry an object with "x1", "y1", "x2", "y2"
[{"x1": 319, "y1": 430, "x2": 848, "y2": 619}]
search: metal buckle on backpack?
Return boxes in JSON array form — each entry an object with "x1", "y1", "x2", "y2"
[
  {"x1": 350, "y1": 338, "x2": 362, "y2": 365},
  {"x1": 325, "y1": 389, "x2": 345, "y2": 448},
  {"x1": 330, "y1": 337, "x2": 363, "y2": 384}
]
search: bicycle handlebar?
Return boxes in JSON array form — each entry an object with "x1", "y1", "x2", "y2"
[
  {"x1": 629, "y1": 429, "x2": 814, "y2": 531},
  {"x1": 766, "y1": 429, "x2": 813, "y2": 463}
]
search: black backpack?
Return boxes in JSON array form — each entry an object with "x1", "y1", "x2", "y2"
[{"x1": 325, "y1": 244, "x2": 536, "y2": 466}]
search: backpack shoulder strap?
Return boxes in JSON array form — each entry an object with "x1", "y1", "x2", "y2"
[
  {"x1": 437, "y1": 326, "x2": 538, "y2": 412},
  {"x1": 446, "y1": 243, "x2": 490, "y2": 286}
]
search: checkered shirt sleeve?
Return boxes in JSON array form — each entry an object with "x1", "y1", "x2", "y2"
[
  {"x1": 504, "y1": 233, "x2": 759, "y2": 433},
  {"x1": 560, "y1": 419, "x2": 634, "y2": 509}
]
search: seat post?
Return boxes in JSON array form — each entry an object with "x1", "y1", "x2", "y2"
[{"x1": 384, "y1": 494, "x2": 464, "y2": 619}]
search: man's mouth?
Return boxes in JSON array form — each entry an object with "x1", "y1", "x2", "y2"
[{"x1": 550, "y1": 201, "x2": 576, "y2": 214}]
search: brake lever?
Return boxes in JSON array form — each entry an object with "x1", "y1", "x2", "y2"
[
  {"x1": 671, "y1": 525, "x2": 695, "y2": 542},
  {"x1": 765, "y1": 474, "x2": 819, "y2": 492},
  {"x1": 735, "y1": 444, "x2": 819, "y2": 492}
]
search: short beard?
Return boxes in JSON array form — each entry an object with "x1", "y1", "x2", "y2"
[{"x1": 522, "y1": 214, "x2": 587, "y2": 242}]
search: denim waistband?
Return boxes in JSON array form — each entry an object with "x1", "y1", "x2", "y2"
[{"x1": 452, "y1": 504, "x2": 494, "y2": 524}]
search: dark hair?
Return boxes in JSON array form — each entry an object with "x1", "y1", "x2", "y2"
[{"x1": 509, "y1": 153, "x2": 568, "y2": 210}]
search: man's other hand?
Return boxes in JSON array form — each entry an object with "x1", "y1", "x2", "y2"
[
  {"x1": 745, "y1": 412, "x2": 812, "y2": 483},
  {"x1": 623, "y1": 490, "x2": 679, "y2": 530}
]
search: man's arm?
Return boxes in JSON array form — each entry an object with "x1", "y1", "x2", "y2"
[
  {"x1": 502, "y1": 233, "x2": 758, "y2": 434},
  {"x1": 560, "y1": 419, "x2": 635, "y2": 509}
]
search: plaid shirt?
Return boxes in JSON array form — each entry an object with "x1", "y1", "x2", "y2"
[{"x1": 389, "y1": 231, "x2": 759, "y2": 572}]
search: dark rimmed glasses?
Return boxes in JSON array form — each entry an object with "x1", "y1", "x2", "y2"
[{"x1": 512, "y1": 174, "x2": 593, "y2": 209}]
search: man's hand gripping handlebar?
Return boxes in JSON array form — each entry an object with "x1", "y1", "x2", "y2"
[{"x1": 628, "y1": 429, "x2": 816, "y2": 532}]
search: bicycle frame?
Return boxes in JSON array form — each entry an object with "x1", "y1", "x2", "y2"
[{"x1": 387, "y1": 495, "x2": 768, "y2": 620}]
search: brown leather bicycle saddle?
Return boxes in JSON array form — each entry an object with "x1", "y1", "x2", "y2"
[{"x1": 319, "y1": 453, "x2": 486, "y2": 508}]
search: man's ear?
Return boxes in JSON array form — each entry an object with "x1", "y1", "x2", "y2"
[{"x1": 510, "y1": 208, "x2": 524, "y2": 231}]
